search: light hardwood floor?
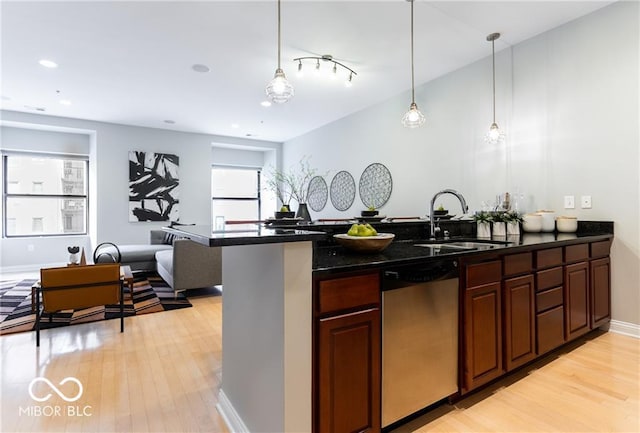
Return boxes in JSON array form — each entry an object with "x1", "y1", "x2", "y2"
[{"x1": 1, "y1": 281, "x2": 639, "y2": 433}]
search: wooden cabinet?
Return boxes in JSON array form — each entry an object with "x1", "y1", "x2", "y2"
[
  {"x1": 462, "y1": 261, "x2": 503, "y2": 393},
  {"x1": 314, "y1": 272, "x2": 381, "y2": 433},
  {"x1": 503, "y1": 274, "x2": 536, "y2": 371},
  {"x1": 564, "y1": 261, "x2": 590, "y2": 340},
  {"x1": 590, "y1": 257, "x2": 611, "y2": 328}
]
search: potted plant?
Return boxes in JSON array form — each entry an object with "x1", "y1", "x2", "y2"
[
  {"x1": 433, "y1": 204, "x2": 448, "y2": 217},
  {"x1": 265, "y1": 168, "x2": 294, "y2": 218},
  {"x1": 491, "y1": 211, "x2": 507, "y2": 237},
  {"x1": 504, "y1": 211, "x2": 523, "y2": 236},
  {"x1": 266, "y1": 156, "x2": 317, "y2": 221},
  {"x1": 473, "y1": 211, "x2": 493, "y2": 238},
  {"x1": 361, "y1": 205, "x2": 379, "y2": 217}
]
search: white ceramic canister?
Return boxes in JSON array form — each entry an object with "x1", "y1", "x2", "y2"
[
  {"x1": 522, "y1": 213, "x2": 542, "y2": 232},
  {"x1": 556, "y1": 216, "x2": 578, "y2": 233},
  {"x1": 537, "y1": 210, "x2": 556, "y2": 232}
]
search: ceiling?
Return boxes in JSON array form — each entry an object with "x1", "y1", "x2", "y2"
[{"x1": 1, "y1": 1, "x2": 615, "y2": 143}]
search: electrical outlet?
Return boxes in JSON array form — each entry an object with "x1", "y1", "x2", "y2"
[
  {"x1": 564, "y1": 195, "x2": 575, "y2": 209},
  {"x1": 27, "y1": 244, "x2": 35, "y2": 252},
  {"x1": 581, "y1": 195, "x2": 592, "y2": 209}
]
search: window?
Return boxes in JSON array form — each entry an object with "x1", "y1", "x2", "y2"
[
  {"x1": 211, "y1": 167, "x2": 261, "y2": 230},
  {"x1": 32, "y1": 217, "x2": 43, "y2": 233},
  {"x1": 3, "y1": 153, "x2": 88, "y2": 237}
]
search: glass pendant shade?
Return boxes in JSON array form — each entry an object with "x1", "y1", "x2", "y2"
[
  {"x1": 266, "y1": 68, "x2": 294, "y2": 104},
  {"x1": 401, "y1": 102, "x2": 425, "y2": 128},
  {"x1": 485, "y1": 122, "x2": 505, "y2": 144}
]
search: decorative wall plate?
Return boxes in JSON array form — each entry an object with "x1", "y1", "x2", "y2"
[
  {"x1": 307, "y1": 176, "x2": 328, "y2": 212},
  {"x1": 330, "y1": 171, "x2": 356, "y2": 211},
  {"x1": 359, "y1": 163, "x2": 392, "y2": 209}
]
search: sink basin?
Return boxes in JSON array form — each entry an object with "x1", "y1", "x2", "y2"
[
  {"x1": 412, "y1": 238, "x2": 513, "y2": 251},
  {"x1": 448, "y1": 241, "x2": 507, "y2": 249},
  {"x1": 414, "y1": 243, "x2": 475, "y2": 250}
]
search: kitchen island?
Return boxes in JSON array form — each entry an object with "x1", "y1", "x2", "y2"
[
  {"x1": 166, "y1": 222, "x2": 613, "y2": 433},
  {"x1": 165, "y1": 225, "x2": 326, "y2": 433}
]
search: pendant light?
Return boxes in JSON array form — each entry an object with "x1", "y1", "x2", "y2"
[
  {"x1": 401, "y1": 0, "x2": 425, "y2": 128},
  {"x1": 485, "y1": 32, "x2": 505, "y2": 143},
  {"x1": 266, "y1": 0, "x2": 294, "y2": 103}
]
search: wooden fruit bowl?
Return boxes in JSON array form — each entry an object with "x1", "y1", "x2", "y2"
[{"x1": 333, "y1": 233, "x2": 395, "y2": 253}]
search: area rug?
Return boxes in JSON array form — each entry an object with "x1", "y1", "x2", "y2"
[{"x1": 0, "y1": 273, "x2": 192, "y2": 336}]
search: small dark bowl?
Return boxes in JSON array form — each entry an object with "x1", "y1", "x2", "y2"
[
  {"x1": 433, "y1": 209, "x2": 448, "y2": 217},
  {"x1": 361, "y1": 210, "x2": 379, "y2": 217},
  {"x1": 275, "y1": 211, "x2": 295, "y2": 219}
]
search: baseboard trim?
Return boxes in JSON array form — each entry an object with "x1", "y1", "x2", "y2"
[
  {"x1": 217, "y1": 389, "x2": 250, "y2": 433},
  {"x1": 609, "y1": 320, "x2": 640, "y2": 338}
]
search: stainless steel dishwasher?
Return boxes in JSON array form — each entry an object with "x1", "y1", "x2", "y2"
[{"x1": 381, "y1": 259, "x2": 459, "y2": 428}]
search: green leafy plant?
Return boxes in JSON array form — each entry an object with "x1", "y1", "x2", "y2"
[
  {"x1": 503, "y1": 210, "x2": 523, "y2": 224},
  {"x1": 472, "y1": 211, "x2": 493, "y2": 223}
]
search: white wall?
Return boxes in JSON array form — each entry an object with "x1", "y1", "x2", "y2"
[
  {"x1": 0, "y1": 111, "x2": 281, "y2": 270},
  {"x1": 283, "y1": 2, "x2": 639, "y2": 326}
]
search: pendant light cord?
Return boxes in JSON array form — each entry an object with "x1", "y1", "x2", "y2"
[
  {"x1": 410, "y1": 0, "x2": 416, "y2": 104},
  {"x1": 491, "y1": 38, "x2": 496, "y2": 123},
  {"x1": 277, "y1": 0, "x2": 282, "y2": 70}
]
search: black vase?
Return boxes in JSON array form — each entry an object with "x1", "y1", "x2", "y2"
[{"x1": 296, "y1": 203, "x2": 311, "y2": 222}]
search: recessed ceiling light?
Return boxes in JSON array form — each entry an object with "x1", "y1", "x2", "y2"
[
  {"x1": 260, "y1": 101, "x2": 272, "y2": 107},
  {"x1": 231, "y1": 123, "x2": 239, "y2": 129},
  {"x1": 39, "y1": 59, "x2": 58, "y2": 68},
  {"x1": 59, "y1": 99, "x2": 71, "y2": 106},
  {"x1": 192, "y1": 64, "x2": 210, "y2": 73},
  {"x1": 164, "y1": 120, "x2": 176, "y2": 124}
]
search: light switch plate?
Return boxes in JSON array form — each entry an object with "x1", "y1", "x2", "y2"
[
  {"x1": 581, "y1": 195, "x2": 592, "y2": 209},
  {"x1": 564, "y1": 195, "x2": 575, "y2": 209}
]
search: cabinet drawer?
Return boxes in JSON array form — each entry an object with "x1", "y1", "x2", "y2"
[
  {"x1": 536, "y1": 248, "x2": 563, "y2": 269},
  {"x1": 536, "y1": 267, "x2": 563, "y2": 292},
  {"x1": 565, "y1": 244, "x2": 589, "y2": 263},
  {"x1": 317, "y1": 273, "x2": 380, "y2": 314},
  {"x1": 465, "y1": 260, "x2": 502, "y2": 287},
  {"x1": 503, "y1": 252, "x2": 533, "y2": 277},
  {"x1": 591, "y1": 240, "x2": 611, "y2": 259},
  {"x1": 537, "y1": 306, "x2": 565, "y2": 355},
  {"x1": 536, "y1": 287, "x2": 563, "y2": 312}
]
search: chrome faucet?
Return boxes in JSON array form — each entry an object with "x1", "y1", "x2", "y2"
[{"x1": 429, "y1": 189, "x2": 469, "y2": 239}]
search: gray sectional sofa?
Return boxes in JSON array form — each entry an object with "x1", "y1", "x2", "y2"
[{"x1": 97, "y1": 229, "x2": 222, "y2": 297}]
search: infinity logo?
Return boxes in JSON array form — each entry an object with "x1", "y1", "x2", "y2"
[{"x1": 28, "y1": 377, "x2": 83, "y2": 403}]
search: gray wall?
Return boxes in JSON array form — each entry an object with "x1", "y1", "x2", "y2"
[
  {"x1": 0, "y1": 113, "x2": 281, "y2": 270},
  {"x1": 283, "y1": 2, "x2": 639, "y2": 326}
]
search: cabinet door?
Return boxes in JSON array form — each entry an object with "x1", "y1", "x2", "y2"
[
  {"x1": 537, "y1": 306, "x2": 565, "y2": 355},
  {"x1": 590, "y1": 257, "x2": 611, "y2": 328},
  {"x1": 564, "y1": 262, "x2": 590, "y2": 341},
  {"x1": 503, "y1": 275, "x2": 536, "y2": 371},
  {"x1": 318, "y1": 308, "x2": 381, "y2": 433},
  {"x1": 463, "y1": 282, "x2": 503, "y2": 393}
]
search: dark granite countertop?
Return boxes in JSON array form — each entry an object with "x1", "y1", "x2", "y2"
[
  {"x1": 164, "y1": 224, "x2": 327, "y2": 247},
  {"x1": 163, "y1": 221, "x2": 613, "y2": 276},
  {"x1": 313, "y1": 231, "x2": 614, "y2": 275}
]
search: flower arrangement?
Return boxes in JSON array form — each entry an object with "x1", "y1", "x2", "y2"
[{"x1": 265, "y1": 156, "x2": 318, "y2": 208}]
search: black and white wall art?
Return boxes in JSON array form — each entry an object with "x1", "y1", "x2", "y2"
[{"x1": 129, "y1": 151, "x2": 179, "y2": 222}]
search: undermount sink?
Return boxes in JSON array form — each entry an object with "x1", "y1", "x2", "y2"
[
  {"x1": 414, "y1": 243, "x2": 475, "y2": 250},
  {"x1": 413, "y1": 238, "x2": 513, "y2": 250}
]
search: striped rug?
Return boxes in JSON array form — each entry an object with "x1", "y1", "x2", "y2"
[{"x1": 0, "y1": 273, "x2": 192, "y2": 336}]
